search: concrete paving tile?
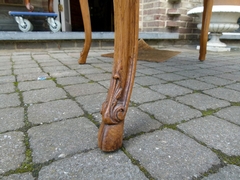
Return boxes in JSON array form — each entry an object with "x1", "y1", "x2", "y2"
[
  {"x1": 174, "y1": 79, "x2": 215, "y2": 90},
  {"x1": 22, "y1": 87, "x2": 67, "y2": 104},
  {"x1": 75, "y1": 92, "x2": 107, "y2": 114},
  {"x1": 215, "y1": 106, "x2": 240, "y2": 126},
  {"x1": 203, "y1": 165, "x2": 240, "y2": 180},
  {"x1": 49, "y1": 70, "x2": 79, "y2": 78},
  {"x1": 42, "y1": 66, "x2": 70, "y2": 72},
  {"x1": 0, "y1": 83, "x2": 15, "y2": 94},
  {"x1": 204, "y1": 88, "x2": 240, "y2": 102},
  {"x1": 134, "y1": 76, "x2": 165, "y2": 86},
  {"x1": 28, "y1": 117, "x2": 98, "y2": 163},
  {"x1": 216, "y1": 73, "x2": 240, "y2": 82},
  {"x1": 56, "y1": 76, "x2": 88, "y2": 85},
  {"x1": 124, "y1": 129, "x2": 220, "y2": 179},
  {"x1": 150, "y1": 83, "x2": 192, "y2": 97},
  {"x1": 137, "y1": 68, "x2": 162, "y2": 75},
  {"x1": 18, "y1": 80, "x2": 56, "y2": 91},
  {"x1": 64, "y1": 83, "x2": 107, "y2": 97},
  {"x1": 153, "y1": 73, "x2": 187, "y2": 81},
  {"x1": 76, "y1": 68, "x2": 105, "y2": 75},
  {"x1": 131, "y1": 86, "x2": 166, "y2": 104},
  {"x1": 197, "y1": 76, "x2": 236, "y2": 86},
  {"x1": 14, "y1": 67, "x2": 43, "y2": 75},
  {"x1": 225, "y1": 83, "x2": 240, "y2": 92},
  {"x1": 0, "y1": 93, "x2": 21, "y2": 108},
  {"x1": 13, "y1": 63, "x2": 39, "y2": 69},
  {"x1": 0, "y1": 70, "x2": 12, "y2": 76},
  {"x1": 16, "y1": 73, "x2": 50, "y2": 82},
  {"x1": 0, "y1": 75, "x2": 15, "y2": 84},
  {"x1": 0, "y1": 132, "x2": 25, "y2": 174},
  {"x1": 28, "y1": 99, "x2": 84, "y2": 124},
  {"x1": 1, "y1": 173, "x2": 34, "y2": 180},
  {"x1": 178, "y1": 116, "x2": 240, "y2": 156},
  {"x1": 0, "y1": 107, "x2": 24, "y2": 133},
  {"x1": 176, "y1": 93, "x2": 230, "y2": 111},
  {"x1": 38, "y1": 149, "x2": 147, "y2": 180},
  {"x1": 84, "y1": 73, "x2": 111, "y2": 82},
  {"x1": 139, "y1": 99, "x2": 202, "y2": 124}
]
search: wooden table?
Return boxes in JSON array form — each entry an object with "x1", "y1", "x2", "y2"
[{"x1": 25, "y1": 0, "x2": 214, "y2": 152}]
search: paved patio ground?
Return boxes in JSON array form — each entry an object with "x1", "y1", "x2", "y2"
[{"x1": 0, "y1": 47, "x2": 240, "y2": 179}]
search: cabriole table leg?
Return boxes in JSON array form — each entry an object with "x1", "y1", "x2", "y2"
[
  {"x1": 98, "y1": 0, "x2": 139, "y2": 152},
  {"x1": 78, "y1": 0, "x2": 92, "y2": 64}
]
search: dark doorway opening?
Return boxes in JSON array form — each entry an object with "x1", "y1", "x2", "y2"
[{"x1": 70, "y1": 0, "x2": 114, "y2": 32}]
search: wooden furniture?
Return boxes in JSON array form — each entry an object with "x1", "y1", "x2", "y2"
[{"x1": 25, "y1": 0, "x2": 214, "y2": 152}]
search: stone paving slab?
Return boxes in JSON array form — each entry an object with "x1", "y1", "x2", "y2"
[
  {"x1": 38, "y1": 149, "x2": 148, "y2": 180},
  {"x1": 176, "y1": 93, "x2": 230, "y2": 111},
  {"x1": 139, "y1": 99, "x2": 202, "y2": 124},
  {"x1": 18, "y1": 80, "x2": 56, "y2": 92},
  {"x1": 203, "y1": 165, "x2": 240, "y2": 180},
  {"x1": 75, "y1": 92, "x2": 107, "y2": 114},
  {"x1": 0, "y1": 173, "x2": 34, "y2": 180},
  {"x1": 150, "y1": 83, "x2": 192, "y2": 97},
  {"x1": 22, "y1": 87, "x2": 67, "y2": 104},
  {"x1": 174, "y1": 79, "x2": 216, "y2": 90},
  {"x1": 124, "y1": 129, "x2": 220, "y2": 179},
  {"x1": 64, "y1": 83, "x2": 107, "y2": 97},
  {"x1": 0, "y1": 83, "x2": 15, "y2": 94},
  {"x1": 0, "y1": 132, "x2": 25, "y2": 174},
  {"x1": 215, "y1": 106, "x2": 240, "y2": 126},
  {"x1": 178, "y1": 116, "x2": 240, "y2": 156},
  {"x1": 0, "y1": 93, "x2": 21, "y2": 108},
  {"x1": 131, "y1": 86, "x2": 166, "y2": 104},
  {"x1": 0, "y1": 107, "x2": 24, "y2": 133},
  {"x1": 28, "y1": 99, "x2": 84, "y2": 124},
  {"x1": 204, "y1": 88, "x2": 240, "y2": 102},
  {"x1": 28, "y1": 117, "x2": 98, "y2": 163}
]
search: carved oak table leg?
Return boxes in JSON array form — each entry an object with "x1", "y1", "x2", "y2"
[
  {"x1": 78, "y1": 0, "x2": 92, "y2": 64},
  {"x1": 199, "y1": 0, "x2": 213, "y2": 61},
  {"x1": 98, "y1": 0, "x2": 139, "y2": 152}
]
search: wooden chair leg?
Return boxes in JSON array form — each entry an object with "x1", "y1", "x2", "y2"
[
  {"x1": 78, "y1": 0, "x2": 92, "y2": 64},
  {"x1": 98, "y1": 0, "x2": 139, "y2": 152},
  {"x1": 48, "y1": 0, "x2": 54, "y2": 12},
  {"x1": 199, "y1": 0, "x2": 213, "y2": 61}
]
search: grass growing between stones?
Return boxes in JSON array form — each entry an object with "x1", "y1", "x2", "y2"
[
  {"x1": 121, "y1": 146, "x2": 156, "y2": 180},
  {"x1": 212, "y1": 149, "x2": 240, "y2": 166},
  {"x1": 201, "y1": 109, "x2": 219, "y2": 117}
]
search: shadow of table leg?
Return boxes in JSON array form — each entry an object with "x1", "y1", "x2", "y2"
[
  {"x1": 98, "y1": 0, "x2": 139, "y2": 152},
  {"x1": 199, "y1": 0, "x2": 213, "y2": 61},
  {"x1": 78, "y1": 0, "x2": 92, "y2": 64}
]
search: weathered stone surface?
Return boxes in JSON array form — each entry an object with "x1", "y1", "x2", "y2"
[
  {"x1": 1, "y1": 173, "x2": 34, "y2": 180},
  {"x1": 22, "y1": 87, "x2": 67, "y2": 104},
  {"x1": 150, "y1": 83, "x2": 192, "y2": 97},
  {"x1": 38, "y1": 149, "x2": 148, "y2": 180},
  {"x1": 28, "y1": 99, "x2": 84, "y2": 124},
  {"x1": 124, "y1": 129, "x2": 220, "y2": 179},
  {"x1": 0, "y1": 107, "x2": 24, "y2": 133},
  {"x1": 203, "y1": 165, "x2": 240, "y2": 180},
  {"x1": 176, "y1": 93, "x2": 230, "y2": 111},
  {"x1": 0, "y1": 132, "x2": 25, "y2": 174},
  {"x1": 139, "y1": 99, "x2": 202, "y2": 124},
  {"x1": 178, "y1": 116, "x2": 240, "y2": 156},
  {"x1": 215, "y1": 106, "x2": 240, "y2": 126},
  {"x1": 28, "y1": 117, "x2": 98, "y2": 163},
  {"x1": 0, "y1": 93, "x2": 21, "y2": 108}
]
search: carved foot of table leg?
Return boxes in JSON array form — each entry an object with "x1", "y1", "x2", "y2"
[
  {"x1": 98, "y1": 122, "x2": 124, "y2": 152},
  {"x1": 98, "y1": 0, "x2": 139, "y2": 152}
]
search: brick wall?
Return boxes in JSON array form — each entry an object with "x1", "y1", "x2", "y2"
[{"x1": 139, "y1": 0, "x2": 203, "y2": 40}]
